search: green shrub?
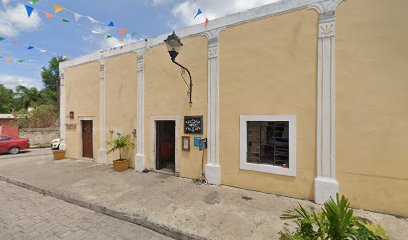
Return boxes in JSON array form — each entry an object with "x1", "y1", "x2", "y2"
[
  {"x1": 279, "y1": 194, "x2": 389, "y2": 240},
  {"x1": 107, "y1": 135, "x2": 135, "y2": 160}
]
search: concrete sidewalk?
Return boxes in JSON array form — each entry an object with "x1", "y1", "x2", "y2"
[{"x1": 0, "y1": 153, "x2": 406, "y2": 240}]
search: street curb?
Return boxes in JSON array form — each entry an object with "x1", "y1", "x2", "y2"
[{"x1": 0, "y1": 175, "x2": 208, "y2": 240}]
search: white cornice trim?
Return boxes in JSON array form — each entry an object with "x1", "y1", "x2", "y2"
[{"x1": 60, "y1": 0, "x2": 334, "y2": 70}]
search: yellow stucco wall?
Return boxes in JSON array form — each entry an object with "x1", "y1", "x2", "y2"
[
  {"x1": 64, "y1": 62, "x2": 100, "y2": 160},
  {"x1": 144, "y1": 36, "x2": 208, "y2": 179},
  {"x1": 219, "y1": 9, "x2": 318, "y2": 200},
  {"x1": 105, "y1": 53, "x2": 138, "y2": 166},
  {"x1": 336, "y1": 0, "x2": 408, "y2": 216}
]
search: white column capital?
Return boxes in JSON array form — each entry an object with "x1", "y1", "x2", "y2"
[{"x1": 309, "y1": 0, "x2": 343, "y2": 14}]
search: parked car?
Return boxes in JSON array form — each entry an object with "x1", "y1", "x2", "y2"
[
  {"x1": 50, "y1": 138, "x2": 61, "y2": 150},
  {"x1": 0, "y1": 135, "x2": 30, "y2": 155}
]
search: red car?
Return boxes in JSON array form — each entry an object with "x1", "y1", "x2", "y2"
[{"x1": 0, "y1": 135, "x2": 30, "y2": 155}]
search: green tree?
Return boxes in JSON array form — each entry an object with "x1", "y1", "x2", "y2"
[
  {"x1": 14, "y1": 85, "x2": 40, "y2": 110},
  {"x1": 40, "y1": 56, "x2": 65, "y2": 118},
  {"x1": 0, "y1": 84, "x2": 15, "y2": 113}
]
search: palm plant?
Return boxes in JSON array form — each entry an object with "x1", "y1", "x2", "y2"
[
  {"x1": 107, "y1": 135, "x2": 135, "y2": 160},
  {"x1": 279, "y1": 194, "x2": 389, "y2": 240}
]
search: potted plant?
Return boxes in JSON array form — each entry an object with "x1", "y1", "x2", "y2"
[
  {"x1": 52, "y1": 138, "x2": 66, "y2": 160},
  {"x1": 107, "y1": 135, "x2": 135, "y2": 172}
]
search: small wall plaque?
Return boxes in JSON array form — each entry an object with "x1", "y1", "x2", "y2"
[
  {"x1": 184, "y1": 116, "x2": 203, "y2": 134},
  {"x1": 182, "y1": 136, "x2": 190, "y2": 151},
  {"x1": 66, "y1": 123, "x2": 76, "y2": 130}
]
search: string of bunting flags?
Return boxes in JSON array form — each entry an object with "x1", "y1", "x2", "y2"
[
  {"x1": 1, "y1": 0, "x2": 210, "y2": 65},
  {"x1": 22, "y1": 0, "x2": 138, "y2": 40}
]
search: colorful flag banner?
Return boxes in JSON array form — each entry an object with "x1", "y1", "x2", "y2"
[
  {"x1": 106, "y1": 35, "x2": 112, "y2": 39},
  {"x1": 6, "y1": 58, "x2": 13, "y2": 62},
  {"x1": 0, "y1": 37, "x2": 5, "y2": 41},
  {"x1": 45, "y1": 12, "x2": 53, "y2": 18},
  {"x1": 25, "y1": 4, "x2": 35, "y2": 17},
  {"x1": 17, "y1": 59, "x2": 25, "y2": 62},
  {"x1": 108, "y1": 21, "x2": 114, "y2": 27},
  {"x1": 74, "y1": 12, "x2": 82, "y2": 22},
  {"x1": 54, "y1": 4, "x2": 63, "y2": 13},
  {"x1": 31, "y1": 0, "x2": 39, "y2": 4},
  {"x1": 205, "y1": 17, "x2": 209, "y2": 27},
  {"x1": 27, "y1": 46, "x2": 34, "y2": 49},
  {"x1": 62, "y1": 56, "x2": 69, "y2": 60},
  {"x1": 62, "y1": 19, "x2": 70, "y2": 22},
  {"x1": 131, "y1": 32, "x2": 138, "y2": 37},
  {"x1": 119, "y1": 28, "x2": 127, "y2": 35},
  {"x1": 194, "y1": 9, "x2": 203, "y2": 19}
]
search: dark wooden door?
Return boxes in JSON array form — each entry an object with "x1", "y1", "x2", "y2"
[
  {"x1": 82, "y1": 120, "x2": 93, "y2": 158},
  {"x1": 156, "y1": 121, "x2": 175, "y2": 171}
]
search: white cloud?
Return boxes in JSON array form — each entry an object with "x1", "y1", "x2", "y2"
[
  {"x1": 149, "y1": 0, "x2": 175, "y2": 6},
  {"x1": 0, "y1": 3, "x2": 41, "y2": 37},
  {"x1": 170, "y1": 0, "x2": 279, "y2": 27},
  {"x1": 0, "y1": 73, "x2": 42, "y2": 90}
]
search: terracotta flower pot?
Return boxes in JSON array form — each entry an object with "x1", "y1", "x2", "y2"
[
  {"x1": 53, "y1": 150, "x2": 66, "y2": 160},
  {"x1": 113, "y1": 159, "x2": 130, "y2": 172}
]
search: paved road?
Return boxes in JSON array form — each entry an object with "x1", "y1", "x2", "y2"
[
  {"x1": 0, "y1": 148, "x2": 52, "y2": 160},
  {"x1": 0, "y1": 181, "x2": 173, "y2": 240}
]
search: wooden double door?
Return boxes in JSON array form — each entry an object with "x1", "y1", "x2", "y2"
[{"x1": 81, "y1": 120, "x2": 93, "y2": 159}]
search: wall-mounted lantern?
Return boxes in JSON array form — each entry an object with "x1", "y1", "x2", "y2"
[
  {"x1": 69, "y1": 111, "x2": 74, "y2": 119},
  {"x1": 132, "y1": 129, "x2": 137, "y2": 138},
  {"x1": 164, "y1": 31, "x2": 193, "y2": 107}
]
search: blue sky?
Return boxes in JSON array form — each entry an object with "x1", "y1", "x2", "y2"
[{"x1": 0, "y1": 0, "x2": 276, "y2": 90}]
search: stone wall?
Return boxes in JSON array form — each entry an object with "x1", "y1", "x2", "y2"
[{"x1": 19, "y1": 128, "x2": 59, "y2": 147}]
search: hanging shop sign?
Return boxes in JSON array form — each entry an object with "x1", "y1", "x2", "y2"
[{"x1": 184, "y1": 116, "x2": 203, "y2": 134}]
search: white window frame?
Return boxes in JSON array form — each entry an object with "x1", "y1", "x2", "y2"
[{"x1": 240, "y1": 115, "x2": 296, "y2": 177}]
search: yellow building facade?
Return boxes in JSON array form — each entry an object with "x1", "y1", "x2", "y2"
[{"x1": 60, "y1": 0, "x2": 408, "y2": 217}]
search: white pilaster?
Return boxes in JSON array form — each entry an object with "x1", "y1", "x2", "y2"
[
  {"x1": 99, "y1": 59, "x2": 107, "y2": 164},
  {"x1": 203, "y1": 27, "x2": 226, "y2": 185},
  {"x1": 310, "y1": 0, "x2": 343, "y2": 204},
  {"x1": 59, "y1": 68, "x2": 66, "y2": 150},
  {"x1": 135, "y1": 48, "x2": 146, "y2": 172}
]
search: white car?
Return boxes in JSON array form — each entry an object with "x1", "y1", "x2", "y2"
[{"x1": 50, "y1": 138, "x2": 61, "y2": 150}]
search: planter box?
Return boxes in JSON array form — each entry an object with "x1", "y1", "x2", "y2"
[
  {"x1": 113, "y1": 159, "x2": 130, "y2": 172},
  {"x1": 53, "y1": 150, "x2": 66, "y2": 160}
]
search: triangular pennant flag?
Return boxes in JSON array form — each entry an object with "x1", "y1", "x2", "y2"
[
  {"x1": 39, "y1": 48, "x2": 47, "y2": 53},
  {"x1": 45, "y1": 12, "x2": 53, "y2": 19},
  {"x1": 108, "y1": 21, "x2": 114, "y2": 27},
  {"x1": 25, "y1": 4, "x2": 34, "y2": 17},
  {"x1": 17, "y1": 59, "x2": 25, "y2": 63},
  {"x1": 62, "y1": 56, "x2": 69, "y2": 60},
  {"x1": 105, "y1": 35, "x2": 112, "y2": 39},
  {"x1": 91, "y1": 30, "x2": 102, "y2": 34},
  {"x1": 119, "y1": 39, "x2": 125, "y2": 43},
  {"x1": 74, "y1": 12, "x2": 82, "y2": 22},
  {"x1": 54, "y1": 4, "x2": 63, "y2": 13},
  {"x1": 88, "y1": 16, "x2": 98, "y2": 23},
  {"x1": 194, "y1": 9, "x2": 203, "y2": 19},
  {"x1": 31, "y1": 0, "x2": 39, "y2": 4},
  {"x1": 205, "y1": 17, "x2": 209, "y2": 27},
  {"x1": 62, "y1": 19, "x2": 70, "y2": 23},
  {"x1": 0, "y1": 37, "x2": 5, "y2": 41},
  {"x1": 131, "y1": 32, "x2": 138, "y2": 37},
  {"x1": 6, "y1": 58, "x2": 13, "y2": 62},
  {"x1": 27, "y1": 46, "x2": 34, "y2": 50},
  {"x1": 119, "y1": 28, "x2": 127, "y2": 35}
]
